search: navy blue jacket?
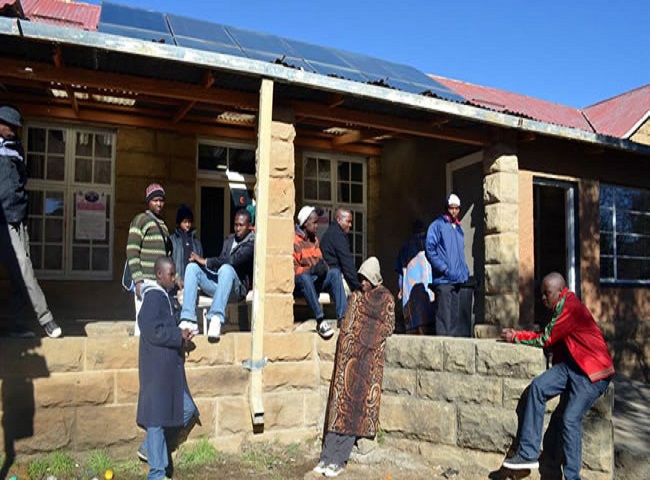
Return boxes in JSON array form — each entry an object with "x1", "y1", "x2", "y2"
[
  {"x1": 0, "y1": 139, "x2": 28, "y2": 224},
  {"x1": 136, "y1": 281, "x2": 195, "y2": 428},
  {"x1": 170, "y1": 228, "x2": 203, "y2": 280},
  {"x1": 425, "y1": 214, "x2": 470, "y2": 286},
  {"x1": 320, "y1": 221, "x2": 361, "y2": 291}
]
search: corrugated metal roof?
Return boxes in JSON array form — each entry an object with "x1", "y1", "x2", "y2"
[
  {"x1": 431, "y1": 74, "x2": 595, "y2": 133},
  {"x1": 22, "y1": 0, "x2": 99, "y2": 31},
  {"x1": 583, "y1": 84, "x2": 650, "y2": 139}
]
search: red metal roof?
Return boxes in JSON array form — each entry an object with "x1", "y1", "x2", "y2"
[
  {"x1": 430, "y1": 74, "x2": 595, "y2": 133},
  {"x1": 21, "y1": 0, "x2": 100, "y2": 31},
  {"x1": 583, "y1": 84, "x2": 650, "y2": 139}
]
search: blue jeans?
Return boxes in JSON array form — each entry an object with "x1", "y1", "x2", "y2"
[
  {"x1": 181, "y1": 263, "x2": 241, "y2": 324},
  {"x1": 143, "y1": 390, "x2": 197, "y2": 480},
  {"x1": 517, "y1": 361, "x2": 610, "y2": 480},
  {"x1": 294, "y1": 268, "x2": 347, "y2": 320}
]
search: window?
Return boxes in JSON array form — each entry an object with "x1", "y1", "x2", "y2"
[
  {"x1": 600, "y1": 184, "x2": 650, "y2": 284},
  {"x1": 198, "y1": 142, "x2": 256, "y2": 175},
  {"x1": 24, "y1": 125, "x2": 115, "y2": 280},
  {"x1": 303, "y1": 152, "x2": 366, "y2": 267}
]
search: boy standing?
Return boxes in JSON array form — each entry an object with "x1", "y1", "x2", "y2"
[{"x1": 137, "y1": 257, "x2": 198, "y2": 480}]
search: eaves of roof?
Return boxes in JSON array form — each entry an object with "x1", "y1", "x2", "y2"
[
  {"x1": 0, "y1": 16, "x2": 649, "y2": 156},
  {"x1": 431, "y1": 74, "x2": 595, "y2": 133}
]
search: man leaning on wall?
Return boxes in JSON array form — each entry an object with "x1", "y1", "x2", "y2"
[{"x1": 0, "y1": 105, "x2": 62, "y2": 339}]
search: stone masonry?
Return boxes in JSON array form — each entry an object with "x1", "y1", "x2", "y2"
[
  {"x1": 0, "y1": 332, "x2": 613, "y2": 479},
  {"x1": 483, "y1": 143, "x2": 520, "y2": 327}
]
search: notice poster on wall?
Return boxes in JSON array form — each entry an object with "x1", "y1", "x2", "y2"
[{"x1": 75, "y1": 191, "x2": 106, "y2": 240}]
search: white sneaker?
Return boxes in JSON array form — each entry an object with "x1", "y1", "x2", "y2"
[
  {"x1": 179, "y1": 320, "x2": 199, "y2": 336},
  {"x1": 313, "y1": 461, "x2": 328, "y2": 474},
  {"x1": 317, "y1": 321, "x2": 334, "y2": 339},
  {"x1": 324, "y1": 464, "x2": 344, "y2": 477},
  {"x1": 207, "y1": 318, "x2": 222, "y2": 339}
]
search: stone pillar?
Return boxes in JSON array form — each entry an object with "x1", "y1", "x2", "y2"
[
  {"x1": 254, "y1": 106, "x2": 296, "y2": 333},
  {"x1": 483, "y1": 144, "x2": 520, "y2": 327}
]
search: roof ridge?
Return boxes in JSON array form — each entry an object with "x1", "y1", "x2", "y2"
[{"x1": 583, "y1": 83, "x2": 650, "y2": 110}]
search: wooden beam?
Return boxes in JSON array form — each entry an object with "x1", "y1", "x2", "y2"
[
  {"x1": 289, "y1": 100, "x2": 489, "y2": 146},
  {"x1": 2, "y1": 58, "x2": 259, "y2": 110},
  {"x1": 329, "y1": 93, "x2": 345, "y2": 108},
  {"x1": 331, "y1": 129, "x2": 383, "y2": 146},
  {"x1": 295, "y1": 136, "x2": 381, "y2": 157},
  {"x1": 52, "y1": 45, "x2": 79, "y2": 117},
  {"x1": 172, "y1": 70, "x2": 217, "y2": 124},
  {"x1": 13, "y1": 102, "x2": 256, "y2": 140}
]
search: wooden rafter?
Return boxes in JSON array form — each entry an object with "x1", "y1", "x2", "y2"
[
  {"x1": 1, "y1": 57, "x2": 487, "y2": 147},
  {"x1": 172, "y1": 70, "x2": 216, "y2": 124},
  {"x1": 332, "y1": 129, "x2": 380, "y2": 146},
  {"x1": 52, "y1": 45, "x2": 79, "y2": 116}
]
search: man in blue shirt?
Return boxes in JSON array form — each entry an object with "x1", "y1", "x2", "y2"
[{"x1": 425, "y1": 194, "x2": 470, "y2": 336}]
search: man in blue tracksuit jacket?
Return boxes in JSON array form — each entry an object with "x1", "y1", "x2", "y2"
[{"x1": 425, "y1": 193, "x2": 470, "y2": 336}]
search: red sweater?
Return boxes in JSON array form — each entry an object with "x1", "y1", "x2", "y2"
[
  {"x1": 514, "y1": 288, "x2": 614, "y2": 382},
  {"x1": 293, "y1": 227, "x2": 324, "y2": 275}
]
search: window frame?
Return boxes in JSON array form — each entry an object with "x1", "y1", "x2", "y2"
[
  {"x1": 301, "y1": 150, "x2": 367, "y2": 267},
  {"x1": 599, "y1": 183, "x2": 650, "y2": 286},
  {"x1": 24, "y1": 122, "x2": 116, "y2": 281}
]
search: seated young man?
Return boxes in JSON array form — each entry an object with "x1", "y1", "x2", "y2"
[
  {"x1": 293, "y1": 205, "x2": 346, "y2": 340},
  {"x1": 179, "y1": 209, "x2": 254, "y2": 339}
]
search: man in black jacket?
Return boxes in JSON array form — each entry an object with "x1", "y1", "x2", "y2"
[
  {"x1": 0, "y1": 105, "x2": 62, "y2": 338},
  {"x1": 320, "y1": 208, "x2": 361, "y2": 294},
  {"x1": 179, "y1": 209, "x2": 254, "y2": 339}
]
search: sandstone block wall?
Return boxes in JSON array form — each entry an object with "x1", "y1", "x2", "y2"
[
  {"x1": 374, "y1": 336, "x2": 614, "y2": 480},
  {"x1": 0, "y1": 333, "x2": 613, "y2": 480}
]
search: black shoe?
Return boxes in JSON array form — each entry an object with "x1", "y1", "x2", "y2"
[
  {"x1": 503, "y1": 453, "x2": 539, "y2": 470},
  {"x1": 43, "y1": 320, "x2": 62, "y2": 338}
]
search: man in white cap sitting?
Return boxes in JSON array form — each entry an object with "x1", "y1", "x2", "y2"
[
  {"x1": 293, "y1": 205, "x2": 347, "y2": 339},
  {"x1": 425, "y1": 193, "x2": 470, "y2": 336}
]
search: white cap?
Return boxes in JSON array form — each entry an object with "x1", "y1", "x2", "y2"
[
  {"x1": 297, "y1": 205, "x2": 316, "y2": 226},
  {"x1": 447, "y1": 194, "x2": 461, "y2": 207}
]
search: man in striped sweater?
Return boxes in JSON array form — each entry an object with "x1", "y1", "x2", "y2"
[
  {"x1": 126, "y1": 183, "x2": 172, "y2": 336},
  {"x1": 500, "y1": 272, "x2": 614, "y2": 480},
  {"x1": 294, "y1": 206, "x2": 347, "y2": 339}
]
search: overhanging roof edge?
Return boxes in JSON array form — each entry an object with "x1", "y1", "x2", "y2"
[{"x1": 2, "y1": 17, "x2": 649, "y2": 156}]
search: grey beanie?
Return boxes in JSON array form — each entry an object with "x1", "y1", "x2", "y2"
[{"x1": 358, "y1": 256, "x2": 382, "y2": 287}]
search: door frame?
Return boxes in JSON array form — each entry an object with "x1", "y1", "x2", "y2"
[{"x1": 532, "y1": 176, "x2": 580, "y2": 296}]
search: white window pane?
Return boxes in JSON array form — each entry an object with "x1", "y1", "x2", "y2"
[
  {"x1": 92, "y1": 247, "x2": 109, "y2": 270},
  {"x1": 319, "y1": 181, "x2": 331, "y2": 201},
  {"x1": 318, "y1": 159, "x2": 330, "y2": 180},
  {"x1": 75, "y1": 157, "x2": 92, "y2": 182},
  {"x1": 94, "y1": 160, "x2": 111, "y2": 184},
  {"x1": 45, "y1": 219, "x2": 63, "y2": 242},
  {"x1": 338, "y1": 162, "x2": 350, "y2": 181},
  {"x1": 28, "y1": 218, "x2": 43, "y2": 242},
  {"x1": 351, "y1": 184, "x2": 363, "y2": 204},
  {"x1": 351, "y1": 163, "x2": 363, "y2": 182},
  {"x1": 304, "y1": 157, "x2": 317, "y2": 178},
  {"x1": 304, "y1": 179, "x2": 317, "y2": 200},
  {"x1": 338, "y1": 183, "x2": 350, "y2": 203},
  {"x1": 47, "y1": 129, "x2": 66, "y2": 154},
  {"x1": 44, "y1": 245, "x2": 63, "y2": 270},
  {"x1": 28, "y1": 190, "x2": 43, "y2": 215},
  {"x1": 30, "y1": 243, "x2": 42, "y2": 269},
  {"x1": 46, "y1": 155, "x2": 65, "y2": 181},
  {"x1": 27, "y1": 154, "x2": 45, "y2": 179},
  {"x1": 94, "y1": 133, "x2": 113, "y2": 158},
  {"x1": 72, "y1": 246, "x2": 90, "y2": 270},
  {"x1": 75, "y1": 132, "x2": 93, "y2": 156},
  {"x1": 27, "y1": 128, "x2": 46, "y2": 152}
]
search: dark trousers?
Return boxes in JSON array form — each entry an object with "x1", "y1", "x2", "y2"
[
  {"x1": 319, "y1": 431, "x2": 355, "y2": 468},
  {"x1": 434, "y1": 284, "x2": 460, "y2": 336}
]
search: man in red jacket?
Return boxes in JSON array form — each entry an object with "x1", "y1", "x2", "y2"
[{"x1": 500, "y1": 272, "x2": 614, "y2": 480}]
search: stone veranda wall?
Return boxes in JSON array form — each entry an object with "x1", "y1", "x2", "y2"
[{"x1": 0, "y1": 331, "x2": 613, "y2": 479}]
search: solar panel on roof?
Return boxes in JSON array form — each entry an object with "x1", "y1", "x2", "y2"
[
  {"x1": 166, "y1": 14, "x2": 237, "y2": 48},
  {"x1": 172, "y1": 37, "x2": 243, "y2": 57},
  {"x1": 96, "y1": 3, "x2": 466, "y2": 103},
  {"x1": 98, "y1": 24, "x2": 174, "y2": 45},
  {"x1": 100, "y1": 2, "x2": 169, "y2": 33}
]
